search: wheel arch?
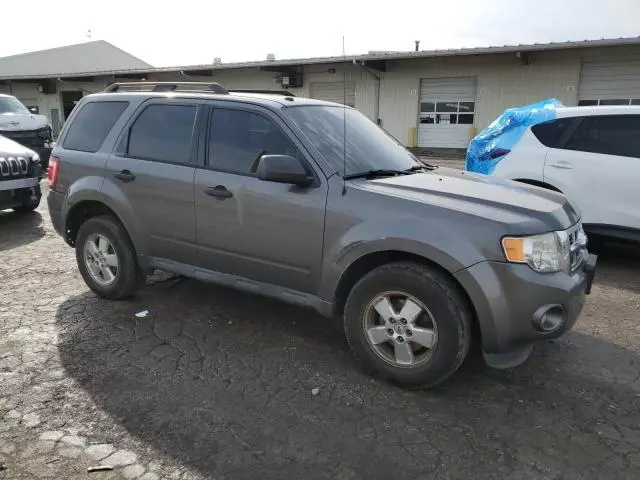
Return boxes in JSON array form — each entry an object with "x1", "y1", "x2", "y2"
[
  {"x1": 332, "y1": 250, "x2": 479, "y2": 339},
  {"x1": 64, "y1": 200, "x2": 136, "y2": 252}
]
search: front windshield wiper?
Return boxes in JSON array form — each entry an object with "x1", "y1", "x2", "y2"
[
  {"x1": 405, "y1": 163, "x2": 438, "y2": 172},
  {"x1": 343, "y1": 169, "x2": 414, "y2": 180}
]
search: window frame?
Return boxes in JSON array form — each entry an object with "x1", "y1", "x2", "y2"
[
  {"x1": 419, "y1": 99, "x2": 476, "y2": 126},
  {"x1": 201, "y1": 100, "x2": 321, "y2": 186},
  {"x1": 114, "y1": 98, "x2": 204, "y2": 167}
]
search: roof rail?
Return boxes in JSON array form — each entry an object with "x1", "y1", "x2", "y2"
[
  {"x1": 104, "y1": 82, "x2": 228, "y2": 94},
  {"x1": 228, "y1": 89, "x2": 295, "y2": 97}
]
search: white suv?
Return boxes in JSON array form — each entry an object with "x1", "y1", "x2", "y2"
[{"x1": 489, "y1": 106, "x2": 640, "y2": 244}]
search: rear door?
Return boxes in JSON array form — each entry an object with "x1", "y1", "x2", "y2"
[
  {"x1": 544, "y1": 115, "x2": 640, "y2": 228},
  {"x1": 194, "y1": 103, "x2": 327, "y2": 293},
  {"x1": 105, "y1": 99, "x2": 202, "y2": 265}
]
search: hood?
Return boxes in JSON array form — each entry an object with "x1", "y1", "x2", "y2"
[
  {"x1": 353, "y1": 168, "x2": 580, "y2": 232},
  {"x1": 0, "y1": 134, "x2": 35, "y2": 157},
  {"x1": 0, "y1": 112, "x2": 49, "y2": 131}
]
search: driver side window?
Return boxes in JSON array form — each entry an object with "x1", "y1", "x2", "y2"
[{"x1": 207, "y1": 108, "x2": 299, "y2": 176}]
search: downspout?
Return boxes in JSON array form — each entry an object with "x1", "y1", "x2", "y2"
[{"x1": 352, "y1": 59, "x2": 382, "y2": 126}]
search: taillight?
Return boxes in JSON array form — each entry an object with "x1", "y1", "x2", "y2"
[
  {"x1": 48, "y1": 155, "x2": 60, "y2": 189},
  {"x1": 488, "y1": 148, "x2": 511, "y2": 159}
]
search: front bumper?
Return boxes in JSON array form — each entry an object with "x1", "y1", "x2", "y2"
[{"x1": 455, "y1": 254, "x2": 597, "y2": 355}]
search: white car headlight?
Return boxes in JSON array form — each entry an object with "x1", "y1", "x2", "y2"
[{"x1": 502, "y1": 231, "x2": 570, "y2": 273}]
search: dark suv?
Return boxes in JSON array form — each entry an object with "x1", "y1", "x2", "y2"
[{"x1": 47, "y1": 82, "x2": 596, "y2": 388}]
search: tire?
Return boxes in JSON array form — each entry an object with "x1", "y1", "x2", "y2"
[
  {"x1": 344, "y1": 262, "x2": 472, "y2": 389},
  {"x1": 12, "y1": 185, "x2": 41, "y2": 213},
  {"x1": 75, "y1": 215, "x2": 143, "y2": 299}
]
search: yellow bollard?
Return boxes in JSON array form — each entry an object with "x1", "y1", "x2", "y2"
[{"x1": 409, "y1": 127, "x2": 417, "y2": 148}]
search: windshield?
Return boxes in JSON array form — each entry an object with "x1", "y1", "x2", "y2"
[
  {"x1": 0, "y1": 96, "x2": 30, "y2": 115},
  {"x1": 286, "y1": 105, "x2": 420, "y2": 176}
]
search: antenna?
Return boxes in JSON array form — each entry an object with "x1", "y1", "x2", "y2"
[{"x1": 341, "y1": 36, "x2": 347, "y2": 195}]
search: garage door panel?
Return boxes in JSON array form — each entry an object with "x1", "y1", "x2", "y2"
[
  {"x1": 579, "y1": 58, "x2": 640, "y2": 104},
  {"x1": 310, "y1": 82, "x2": 355, "y2": 107},
  {"x1": 418, "y1": 77, "x2": 477, "y2": 148},
  {"x1": 418, "y1": 125, "x2": 474, "y2": 149}
]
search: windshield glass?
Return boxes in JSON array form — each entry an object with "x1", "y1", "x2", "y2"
[
  {"x1": 286, "y1": 105, "x2": 420, "y2": 176},
  {"x1": 0, "y1": 96, "x2": 30, "y2": 115}
]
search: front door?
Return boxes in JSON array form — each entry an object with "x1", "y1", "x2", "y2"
[
  {"x1": 105, "y1": 100, "x2": 202, "y2": 265},
  {"x1": 544, "y1": 115, "x2": 640, "y2": 229},
  {"x1": 194, "y1": 104, "x2": 327, "y2": 293}
]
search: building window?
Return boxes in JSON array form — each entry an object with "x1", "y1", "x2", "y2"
[{"x1": 420, "y1": 101, "x2": 475, "y2": 125}]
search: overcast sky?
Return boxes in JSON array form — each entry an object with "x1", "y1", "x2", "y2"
[{"x1": 2, "y1": 0, "x2": 638, "y2": 67}]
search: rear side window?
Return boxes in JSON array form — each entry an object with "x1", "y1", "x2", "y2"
[
  {"x1": 564, "y1": 115, "x2": 640, "y2": 159},
  {"x1": 207, "y1": 108, "x2": 299, "y2": 175},
  {"x1": 128, "y1": 104, "x2": 197, "y2": 164},
  {"x1": 531, "y1": 118, "x2": 574, "y2": 148},
  {"x1": 63, "y1": 101, "x2": 128, "y2": 152}
]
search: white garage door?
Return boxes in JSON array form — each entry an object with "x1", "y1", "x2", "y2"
[
  {"x1": 578, "y1": 58, "x2": 640, "y2": 106},
  {"x1": 310, "y1": 81, "x2": 355, "y2": 107},
  {"x1": 418, "y1": 77, "x2": 477, "y2": 148}
]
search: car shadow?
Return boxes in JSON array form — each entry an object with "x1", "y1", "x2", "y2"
[
  {"x1": 593, "y1": 242, "x2": 640, "y2": 295},
  {"x1": 56, "y1": 278, "x2": 640, "y2": 479},
  {"x1": 0, "y1": 210, "x2": 46, "y2": 251}
]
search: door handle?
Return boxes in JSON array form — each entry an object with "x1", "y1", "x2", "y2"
[
  {"x1": 204, "y1": 185, "x2": 233, "y2": 199},
  {"x1": 114, "y1": 170, "x2": 136, "y2": 182},
  {"x1": 549, "y1": 161, "x2": 573, "y2": 170}
]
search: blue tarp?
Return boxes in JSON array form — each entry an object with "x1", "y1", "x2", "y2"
[{"x1": 465, "y1": 98, "x2": 563, "y2": 174}]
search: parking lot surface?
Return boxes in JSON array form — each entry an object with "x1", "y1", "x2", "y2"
[{"x1": 1, "y1": 184, "x2": 639, "y2": 480}]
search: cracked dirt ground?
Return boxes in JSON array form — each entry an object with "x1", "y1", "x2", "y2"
[{"x1": 1, "y1": 187, "x2": 640, "y2": 480}]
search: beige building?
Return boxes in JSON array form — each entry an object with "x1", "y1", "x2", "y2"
[{"x1": 2, "y1": 37, "x2": 640, "y2": 149}]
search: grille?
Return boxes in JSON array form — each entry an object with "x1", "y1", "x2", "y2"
[
  {"x1": 0, "y1": 130, "x2": 46, "y2": 148},
  {"x1": 567, "y1": 223, "x2": 588, "y2": 271},
  {"x1": 0, "y1": 156, "x2": 30, "y2": 180}
]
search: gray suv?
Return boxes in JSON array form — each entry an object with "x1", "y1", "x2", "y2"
[{"x1": 47, "y1": 82, "x2": 596, "y2": 388}]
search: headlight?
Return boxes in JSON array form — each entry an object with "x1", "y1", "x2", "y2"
[{"x1": 502, "y1": 231, "x2": 570, "y2": 273}]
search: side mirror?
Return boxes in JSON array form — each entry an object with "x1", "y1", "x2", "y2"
[
  {"x1": 257, "y1": 154, "x2": 313, "y2": 186},
  {"x1": 29, "y1": 107, "x2": 38, "y2": 114}
]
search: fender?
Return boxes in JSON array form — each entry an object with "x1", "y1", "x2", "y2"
[
  {"x1": 317, "y1": 216, "x2": 495, "y2": 302},
  {"x1": 63, "y1": 176, "x2": 147, "y2": 263},
  {"x1": 99, "y1": 178, "x2": 147, "y2": 259}
]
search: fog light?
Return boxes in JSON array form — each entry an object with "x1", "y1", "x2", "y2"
[{"x1": 532, "y1": 305, "x2": 566, "y2": 333}]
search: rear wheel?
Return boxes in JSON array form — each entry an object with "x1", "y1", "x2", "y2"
[
  {"x1": 75, "y1": 215, "x2": 142, "y2": 299},
  {"x1": 344, "y1": 262, "x2": 472, "y2": 388}
]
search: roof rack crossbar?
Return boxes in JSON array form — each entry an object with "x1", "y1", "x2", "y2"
[
  {"x1": 228, "y1": 89, "x2": 295, "y2": 97},
  {"x1": 104, "y1": 82, "x2": 228, "y2": 94}
]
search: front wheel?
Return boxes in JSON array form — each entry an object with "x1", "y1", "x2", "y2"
[
  {"x1": 344, "y1": 262, "x2": 472, "y2": 389},
  {"x1": 75, "y1": 215, "x2": 143, "y2": 299},
  {"x1": 12, "y1": 185, "x2": 41, "y2": 213}
]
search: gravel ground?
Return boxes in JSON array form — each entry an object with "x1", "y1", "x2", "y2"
[{"x1": 1, "y1": 184, "x2": 639, "y2": 480}]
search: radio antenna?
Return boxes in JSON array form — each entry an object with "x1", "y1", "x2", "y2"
[{"x1": 341, "y1": 36, "x2": 347, "y2": 195}]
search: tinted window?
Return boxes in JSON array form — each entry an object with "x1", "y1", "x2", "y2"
[
  {"x1": 565, "y1": 116, "x2": 640, "y2": 158},
  {"x1": 208, "y1": 109, "x2": 299, "y2": 175},
  {"x1": 63, "y1": 101, "x2": 128, "y2": 152},
  {"x1": 531, "y1": 118, "x2": 575, "y2": 148},
  {"x1": 128, "y1": 104, "x2": 196, "y2": 164}
]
